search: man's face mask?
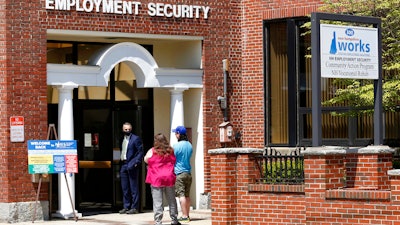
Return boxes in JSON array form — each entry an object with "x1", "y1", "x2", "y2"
[{"x1": 123, "y1": 126, "x2": 132, "y2": 136}]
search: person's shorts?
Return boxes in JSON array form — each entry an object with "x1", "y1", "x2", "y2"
[{"x1": 175, "y1": 172, "x2": 192, "y2": 197}]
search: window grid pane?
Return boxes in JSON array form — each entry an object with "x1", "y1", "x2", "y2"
[{"x1": 270, "y1": 23, "x2": 288, "y2": 144}]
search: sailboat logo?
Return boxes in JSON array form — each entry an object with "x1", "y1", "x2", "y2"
[
  {"x1": 328, "y1": 28, "x2": 370, "y2": 54},
  {"x1": 329, "y1": 31, "x2": 337, "y2": 54}
]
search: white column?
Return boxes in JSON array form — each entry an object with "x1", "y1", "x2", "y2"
[
  {"x1": 54, "y1": 84, "x2": 81, "y2": 219},
  {"x1": 169, "y1": 87, "x2": 188, "y2": 146}
]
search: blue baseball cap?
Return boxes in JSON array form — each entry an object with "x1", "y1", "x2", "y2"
[{"x1": 172, "y1": 126, "x2": 187, "y2": 135}]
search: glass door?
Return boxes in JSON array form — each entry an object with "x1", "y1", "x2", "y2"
[
  {"x1": 75, "y1": 104, "x2": 114, "y2": 212},
  {"x1": 112, "y1": 108, "x2": 142, "y2": 210},
  {"x1": 74, "y1": 101, "x2": 154, "y2": 213},
  {"x1": 112, "y1": 104, "x2": 154, "y2": 211}
]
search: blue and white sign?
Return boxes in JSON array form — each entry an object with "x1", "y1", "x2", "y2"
[
  {"x1": 320, "y1": 24, "x2": 378, "y2": 79},
  {"x1": 27, "y1": 140, "x2": 78, "y2": 174}
]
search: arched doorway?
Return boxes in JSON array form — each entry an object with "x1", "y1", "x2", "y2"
[
  {"x1": 47, "y1": 42, "x2": 157, "y2": 214},
  {"x1": 47, "y1": 41, "x2": 203, "y2": 217}
]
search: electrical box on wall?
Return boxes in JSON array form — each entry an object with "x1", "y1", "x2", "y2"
[{"x1": 219, "y1": 121, "x2": 233, "y2": 143}]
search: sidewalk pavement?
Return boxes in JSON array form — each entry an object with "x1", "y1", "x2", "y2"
[{"x1": 4, "y1": 210, "x2": 211, "y2": 225}]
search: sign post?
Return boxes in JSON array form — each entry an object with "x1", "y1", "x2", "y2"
[
  {"x1": 311, "y1": 12, "x2": 382, "y2": 146},
  {"x1": 28, "y1": 124, "x2": 78, "y2": 222}
]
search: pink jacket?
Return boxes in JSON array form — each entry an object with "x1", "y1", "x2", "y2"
[{"x1": 145, "y1": 148, "x2": 176, "y2": 187}]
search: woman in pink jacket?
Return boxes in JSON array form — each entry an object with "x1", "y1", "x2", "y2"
[{"x1": 144, "y1": 133, "x2": 181, "y2": 225}]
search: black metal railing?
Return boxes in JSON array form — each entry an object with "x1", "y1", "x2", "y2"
[{"x1": 255, "y1": 147, "x2": 305, "y2": 184}]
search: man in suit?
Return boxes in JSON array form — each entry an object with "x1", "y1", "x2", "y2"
[{"x1": 119, "y1": 122, "x2": 144, "y2": 214}]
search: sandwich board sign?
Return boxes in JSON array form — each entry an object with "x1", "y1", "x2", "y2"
[{"x1": 27, "y1": 140, "x2": 78, "y2": 174}]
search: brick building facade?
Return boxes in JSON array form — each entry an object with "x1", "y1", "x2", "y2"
[{"x1": 3, "y1": 0, "x2": 395, "y2": 223}]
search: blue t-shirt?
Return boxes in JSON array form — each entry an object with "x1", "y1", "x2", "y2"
[{"x1": 173, "y1": 140, "x2": 192, "y2": 175}]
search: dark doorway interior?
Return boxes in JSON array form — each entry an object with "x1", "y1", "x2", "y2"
[
  {"x1": 73, "y1": 100, "x2": 154, "y2": 214},
  {"x1": 47, "y1": 42, "x2": 155, "y2": 215},
  {"x1": 75, "y1": 105, "x2": 113, "y2": 212},
  {"x1": 48, "y1": 99, "x2": 154, "y2": 215}
]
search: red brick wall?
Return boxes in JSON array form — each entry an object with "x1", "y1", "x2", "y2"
[
  {"x1": 203, "y1": 0, "x2": 326, "y2": 192},
  {"x1": 0, "y1": 0, "x2": 325, "y2": 204},
  {"x1": 212, "y1": 152, "x2": 306, "y2": 225},
  {"x1": 210, "y1": 154, "x2": 238, "y2": 224},
  {"x1": 210, "y1": 147, "x2": 400, "y2": 225},
  {"x1": 240, "y1": 0, "x2": 323, "y2": 149},
  {"x1": 0, "y1": 1, "x2": 48, "y2": 203},
  {"x1": 2, "y1": 0, "x2": 238, "y2": 202},
  {"x1": 346, "y1": 153, "x2": 392, "y2": 189}
]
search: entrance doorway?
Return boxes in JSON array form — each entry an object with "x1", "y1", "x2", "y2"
[
  {"x1": 47, "y1": 41, "x2": 155, "y2": 213},
  {"x1": 48, "y1": 99, "x2": 154, "y2": 214},
  {"x1": 73, "y1": 100, "x2": 154, "y2": 213}
]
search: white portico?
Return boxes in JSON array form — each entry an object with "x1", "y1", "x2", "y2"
[{"x1": 47, "y1": 42, "x2": 203, "y2": 218}]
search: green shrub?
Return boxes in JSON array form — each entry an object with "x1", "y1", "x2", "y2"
[{"x1": 261, "y1": 159, "x2": 304, "y2": 184}]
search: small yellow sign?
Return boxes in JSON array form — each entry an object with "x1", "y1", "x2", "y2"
[{"x1": 28, "y1": 155, "x2": 53, "y2": 164}]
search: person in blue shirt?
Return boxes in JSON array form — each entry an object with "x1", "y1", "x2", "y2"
[{"x1": 172, "y1": 126, "x2": 193, "y2": 223}]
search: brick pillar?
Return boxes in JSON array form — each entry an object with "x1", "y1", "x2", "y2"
[
  {"x1": 346, "y1": 146, "x2": 393, "y2": 189},
  {"x1": 210, "y1": 153, "x2": 237, "y2": 225},
  {"x1": 208, "y1": 148, "x2": 263, "y2": 225},
  {"x1": 303, "y1": 146, "x2": 346, "y2": 224},
  {"x1": 389, "y1": 169, "x2": 400, "y2": 204},
  {"x1": 235, "y1": 154, "x2": 260, "y2": 225},
  {"x1": 303, "y1": 146, "x2": 347, "y2": 194}
]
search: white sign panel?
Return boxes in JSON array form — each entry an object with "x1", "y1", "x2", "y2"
[
  {"x1": 84, "y1": 133, "x2": 92, "y2": 147},
  {"x1": 320, "y1": 24, "x2": 378, "y2": 79},
  {"x1": 10, "y1": 116, "x2": 24, "y2": 142}
]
